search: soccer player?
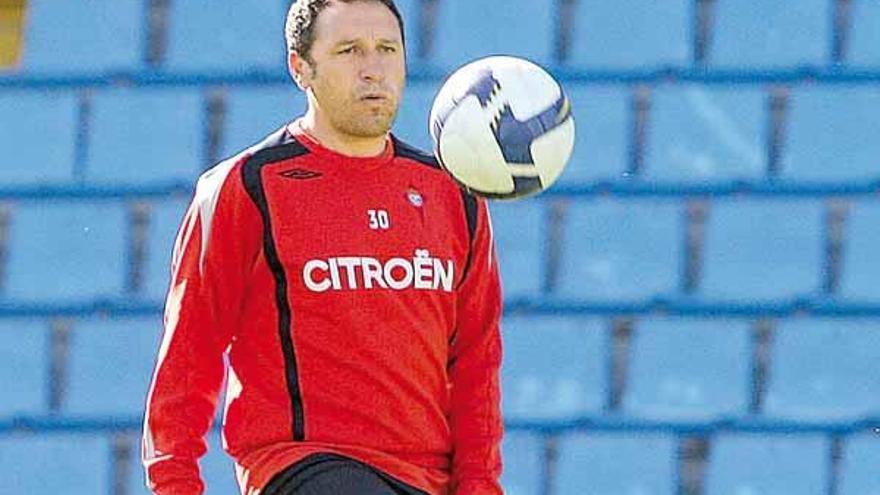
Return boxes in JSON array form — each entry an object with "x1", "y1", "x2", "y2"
[{"x1": 141, "y1": 1, "x2": 504, "y2": 494}]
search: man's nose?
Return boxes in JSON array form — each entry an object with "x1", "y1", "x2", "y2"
[{"x1": 359, "y1": 50, "x2": 386, "y2": 82}]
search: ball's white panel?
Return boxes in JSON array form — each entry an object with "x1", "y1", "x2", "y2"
[
  {"x1": 506, "y1": 164, "x2": 544, "y2": 177},
  {"x1": 531, "y1": 117, "x2": 576, "y2": 187},
  {"x1": 490, "y1": 58, "x2": 562, "y2": 121},
  {"x1": 438, "y1": 96, "x2": 516, "y2": 194},
  {"x1": 429, "y1": 77, "x2": 462, "y2": 142},
  {"x1": 429, "y1": 60, "x2": 485, "y2": 137}
]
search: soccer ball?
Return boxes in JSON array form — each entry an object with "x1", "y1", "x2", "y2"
[{"x1": 429, "y1": 56, "x2": 575, "y2": 200}]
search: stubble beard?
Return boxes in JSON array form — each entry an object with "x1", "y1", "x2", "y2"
[{"x1": 332, "y1": 101, "x2": 398, "y2": 138}]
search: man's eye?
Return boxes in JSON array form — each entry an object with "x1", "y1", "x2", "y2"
[
  {"x1": 380, "y1": 46, "x2": 397, "y2": 53},
  {"x1": 338, "y1": 47, "x2": 355, "y2": 54}
]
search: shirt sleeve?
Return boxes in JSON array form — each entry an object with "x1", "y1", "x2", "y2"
[
  {"x1": 142, "y1": 158, "x2": 261, "y2": 495},
  {"x1": 448, "y1": 197, "x2": 505, "y2": 495}
]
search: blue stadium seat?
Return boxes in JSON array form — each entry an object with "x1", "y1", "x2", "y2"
[
  {"x1": 501, "y1": 316, "x2": 608, "y2": 420},
  {"x1": 849, "y1": 0, "x2": 880, "y2": 66},
  {"x1": 559, "y1": 85, "x2": 630, "y2": 184},
  {"x1": 394, "y1": 81, "x2": 441, "y2": 151},
  {"x1": 0, "y1": 433, "x2": 109, "y2": 493},
  {"x1": 839, "y1": 433, "x2": 880, "y2": 495},
  {"x1": 567, "y1": 0, "x2": 690, "y2": 68},
  {"x1": 430, "y1": 0, "x2": 557, "y2": 69},
  {"x1": 167, "y1": 0, "x2": 419, "y2": 69},
  {"x1": 490, "y1": 200, "x2": 545, "y2": 298},
  {"x1": 65, "y1": 317, "x2": 162, "y2": 416},
  {"x1": 393, "y1": 0, "x2": 421, "y2": 62},
  {"x1": 555, "y1": 432, "x2": 678, "y2": 495},
  {"x1": 222, "y1": 87, "x2": 307, "y2": 158},
  {"x1": 782, "y1": 87, "x2": 880, "y2": 182},
  {"x1": 0, "y1": 91, "x2": 78, "y2": 184},
  {"x1": 164, "y1": 0, "x2": 288, "y2": 73},
  {"x1": 705, "y1": 433, "x2": 829, "y2": 495},
  {"x1": 87, "y1": 88, "x2": 204, "y2": 185},
  {"x1": 840, "y1": 200, "x2": 880, "y2": 300},
  {"x1": 700, "y1": 199, "x2": 824, "y2": 301},
  {"x1": 763, "y1": 318, "x2": 880, "y2": 420},
  {"x1": 145, "y1": 199, "x2": 190, "y2": 302},
  {"x1": 623, "y1": 318, "x2": 751, "y2": 419},
  {"x1": 5, "y1": 202, "x2": 127, "y2": 302},
  {"x1": 0, "y1": 319, "x2": 47, "y2": 416},
  {"x1": 200, "y1": 433, "x2": 240, "y2": 495},
  {"x1": 500, "y1": 433, "x2": 543, "y2": 495},
  {"x1": 557, "y1": 199, "x2": 682, "y2": 301},
  {"x1": 643, "y1": 85, "x2": 767, "y2": 182},
  {"x1": 14, "y1": 0, "x2": 144, "y2": 74},
  {"x1": 710, "y1": 0, "x2": 830, "y2": 67}
]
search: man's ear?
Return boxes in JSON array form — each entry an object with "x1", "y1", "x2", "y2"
[{"x1": 288, "y1": 51, "x2": 313, "y2": 91}]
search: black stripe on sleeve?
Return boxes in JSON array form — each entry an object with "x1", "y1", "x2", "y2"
[
  {"x1": 241, "y1": 140, "x2": 310, "y2": 442},
  {"x1": 461, "y1": 191, "x2": 478, "y2": 242},
  {"x1": 457, "y1": 190, "x2": 479, "y2": 288},
  {"x1": 449, "y1": 191, "x2": 479, "y2": 348}
]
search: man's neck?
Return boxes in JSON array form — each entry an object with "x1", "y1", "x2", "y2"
[{"x1": 299, "y1": 111, "x2": 388, "y2": 158}]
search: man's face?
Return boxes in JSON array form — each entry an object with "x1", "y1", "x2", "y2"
[{"x1": 295, "y1": 1, "x2": 406, "y2": 138}]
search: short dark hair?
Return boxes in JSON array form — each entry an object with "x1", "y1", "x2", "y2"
[{"x1": 285, "y1": 0, "x2": 406, "y2": 62}]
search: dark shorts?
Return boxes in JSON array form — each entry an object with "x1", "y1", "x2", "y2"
[{"x1": 261, "y1": 453, "x2": 430, "y2": 495}]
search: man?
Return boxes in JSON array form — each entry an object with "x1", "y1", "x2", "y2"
[{"x1": 142, "y1": 1, "x2": 504, "y2": 494}]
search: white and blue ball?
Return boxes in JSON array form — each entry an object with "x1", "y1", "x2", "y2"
[{"x1": 429, "y1": 56, "x2": 575, "y2": 200}]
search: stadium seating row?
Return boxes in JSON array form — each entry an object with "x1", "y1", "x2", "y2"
[
  {"x1": 2, "y1": 201, "x2": 184, "y2": 303},
  {"x1": 4, "y1": 316, "x2": 878, "y2": 421},
  {"x1": 502, "y1": 317, "x2": 880, "y2": 421},
  {"x1": 9, "y1": 0, "x2": 880, "y2": 74},
  {"x1": 0, "y1": 428, "x2": 877, "y2": 494},
  {"x1": 3, "y1": 314, "x2": 879, "y2": 494},
  {"x1": 2, "y1": 197, "x2": 879, "y2": 303},
  {"x1": 0, "y1": 404, "x2": 880, "y2": 495},
  {"x1": 495, "y1": 197, "x2": 880, "y2": 302},
  {"x1": 3, "y1": 429, "x2": 878, "y2": 494},
  {"x1": 0, "y1": 196, "x2": 870, "y2": 302},
  {"x1": 504, "y1": 430, "x2": 880, "y2": 495},
  {"x1": 3, "y1": 83, "x2": 879, "y2": 186}
]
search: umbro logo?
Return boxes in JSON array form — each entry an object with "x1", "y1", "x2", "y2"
[{"x1": 279, "y1": 168, "x2": 322, "y2": 180}]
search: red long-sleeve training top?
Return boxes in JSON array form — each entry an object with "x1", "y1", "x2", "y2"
[{"x1": 142, "y1": 121, "x2": 504, "y2": 495}]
